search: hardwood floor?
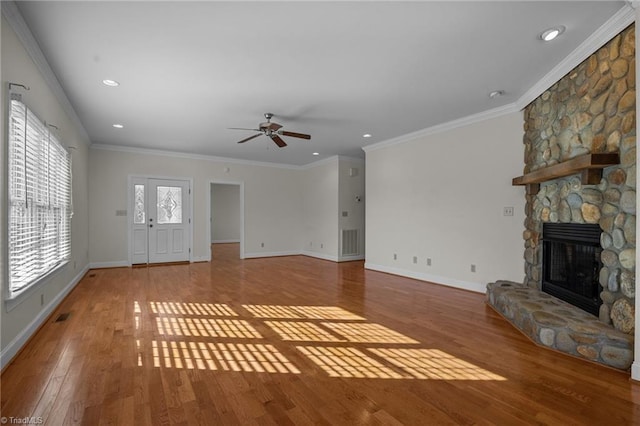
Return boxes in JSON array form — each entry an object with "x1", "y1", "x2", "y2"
[{"x1": 2, "y1": 243, "x2": 640, "y2": 425}]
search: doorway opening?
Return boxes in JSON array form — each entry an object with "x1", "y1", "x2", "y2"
[{"x1": 209, "y1": 181, "x2": 244, "y2": 260}]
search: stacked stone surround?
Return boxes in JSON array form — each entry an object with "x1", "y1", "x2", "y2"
[
  {"x1": 522, "y1": 24, "x2": 636, "y2": 334},
  {"x1": 487, "y1": 281, "x2": 633, "y2": 370}
]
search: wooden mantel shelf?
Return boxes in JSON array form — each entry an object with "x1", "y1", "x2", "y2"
[{"x1": 512, "y1": 152, "x2": 619, "y2": 195}]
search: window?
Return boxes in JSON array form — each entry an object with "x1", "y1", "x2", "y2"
[{"x1": 7, "y1": 95, "x2": 72, "y2": 299}]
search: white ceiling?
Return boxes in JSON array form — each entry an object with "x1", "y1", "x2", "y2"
[{"x1": 12, "y1": 1, "x2": 630, "y2": 166}]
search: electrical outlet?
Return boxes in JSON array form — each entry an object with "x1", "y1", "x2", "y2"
[
  {"x1": 40, "y1": 294, "x2": 44, "y2": 306},
  {"x1": 413, "y1": 256, "x2": 417, "y2": 264},
  {"x1": 471, "y1": 264, "x2": 476, "y2": 273},
  {"x1": 320, "y1": 243, "x2": 324, "y2": 249},
  {"x1": 503, "y1": 206, "x2": 514, "y2": 216},
  {"x1": 427, "y1": 258, "x2": 432, "y2": 266},
  {"x1": 393, "y1": 253, "x2": 397, "y2": 260},
  {"x1": 260, "y1": 242, "x2": 264, "y2": 248}
]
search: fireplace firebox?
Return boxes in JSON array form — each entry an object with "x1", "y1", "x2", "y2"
[{"x1": 542, "y1": 223, "x2": 602, "y2": 316}]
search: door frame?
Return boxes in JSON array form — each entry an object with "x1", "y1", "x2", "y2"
[
  {"x1": 208, "y1": 180, "x2": 245, "y2": 260},
  {"x1": 127, "y1": 174, "x2": 194, "y2": 265}
]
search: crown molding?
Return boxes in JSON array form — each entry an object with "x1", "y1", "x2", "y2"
[
  {"x1": 90, "y1": 143, "x2": 306, "y2": 170},
  {"x1": 362, "y1": 102, "x2": 519, "y2": 153},
  {"x1": 516, "y1": 3, "x2": 636, "y2": 110},
  {"x1": 1, "y1": 1, "x2": 91, "y2": 144},
  {"x1": 299, "y1": 155, "x2": 339, "y2": 169},
  {"x1": 299, "y1": 155, "x2": 366, "y2": 170}
]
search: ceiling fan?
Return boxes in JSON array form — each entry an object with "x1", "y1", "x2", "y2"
[{"x1": 230, "y1": 113, "x2": 311, "y2": 148}]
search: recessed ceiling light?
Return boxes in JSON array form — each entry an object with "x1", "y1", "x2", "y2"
[
  {"x1": 112, "y1": 124, "x2": 124, "y2": 129},
  {"x1": 363, "y1": 133, "x2": 372, "y2": 138},
  {"x1": 489, "y1": 90, "x2": 504, "y2": 99},
  {"x1": 313, "y1": 152, "x2": 320, "y2": 156},
  {"x1": 102, "y1": 79, "x2": 120, "y2": 87},
  {"x1": 539, "y1": 26, "x2": 565, "y2": 42}
]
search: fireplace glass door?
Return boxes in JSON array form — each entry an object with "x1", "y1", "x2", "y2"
[{"x1": 542, "y1": 223, "x2": 602, "y2": 316}]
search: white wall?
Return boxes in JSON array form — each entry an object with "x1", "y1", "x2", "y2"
[
  {"x1": 338, "y1": 158, "x2": 366, "y2": 260},
  {"x1": 88, "y1": 147, "x2": 304, "y2": 264},
  {"x1": 1, "y1": 15, "x2": 91, "y2": 367},
  {"x1": 364, "y1": 112, "x2": 526, "y2": 293},
  {"x1": 300, "y1": 156, "x2": 366, "y2": 262},
  {"x1": 301, "y1": 158, "x2": 340, "y2": 260},
  {"x1": 211, "y1": 183, "x2": 241, "y2": 243}
]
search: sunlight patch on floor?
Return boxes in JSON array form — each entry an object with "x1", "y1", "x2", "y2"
[
  {"x1": 290, "y1": 306, "x2": 365, "y2": 321},
  {"x1": 265, "y1": 321, "x2": 345, "y2": 342},
  {"x1": 155, "y1": 317, "x2": 262, "y2": 338},
  {"x1": 322, "y1": 322, "x2": 420, "y2": 344},
  {"x1": 150, "y1": 341, "x2": 300, "y2": 373},
  {"x1": 243, "y1": 304, "x2": 365, "y2": 320},
  {"x1": 149, "y1": 301, "x2": 237, "y2": 316},
  {"x1": 136, "y1": 301, "x2": 506, "y2": 381},
  {"x1": 242, "y1": 304, "x2": 303, "y2": 319},
  {"x1": 368, "y1": 348, "x2": 507, "y2": 381},
  {"x1": 296, "y1": 346, "x2": 405, "y2": 379}
]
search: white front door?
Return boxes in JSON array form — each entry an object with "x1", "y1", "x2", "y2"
[{"x1": 130, "y1": 177, "x2": 191, "y2": 264}]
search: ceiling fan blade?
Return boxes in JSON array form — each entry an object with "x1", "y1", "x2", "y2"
[
  {"x1": 270, "y1": 134, "x2": 287, "y2": 148},
  {"x1": 279, "y1": 130, "x2": 311, "y2": 140},
  {"x1": 260, "y1": 122, "x2": 283, "y2": 131},
  {"x1": 237, "y1": 133, "x2": 262, "y2": 144},
  {"x1": 229, "y1": 127, "x2": 260, "y2": 131}
]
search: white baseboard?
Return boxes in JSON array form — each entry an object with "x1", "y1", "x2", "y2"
[
  {"x1": 364, "y1": 262, "x2": 485, "y2": 294},
  {"x1": 244, "y1": 250, "x2": 300, "y2": 259},
  {"x1": 212, "y1": 239, "x2": 240, "y2": 244},
  {"x1": 1, "y1": 264, "x2": 90, "y2": 370},
  {"x1": 91, "y1": 257, "x2": 213, "y2": 266},
  {"x1": 90, "y1": 260, "x2": 129, "y2": 269},
  {"x1": 191, "y1": 255, "x2": 211, "y2": 263},
  {"x1": 338, "y1": 255, "x2": 365, "y2": 262},
  {"x1": 632, "y1": 362, "x2": 640, "y2": 382},
  {"x1": 301, "y1": 251, "x2": 339, "y2": 262}
]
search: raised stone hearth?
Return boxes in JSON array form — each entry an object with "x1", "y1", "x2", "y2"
[{"x1": 487, "y1": 280, "x2": 633, "y2": 370}]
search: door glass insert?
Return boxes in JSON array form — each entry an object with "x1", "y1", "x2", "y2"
[
  {"x1": 134, "y1": 184, "x2": 145, "y2": 224},
  {"x1": 157, "y1": 186, "x2": 182, "y2": 224}
]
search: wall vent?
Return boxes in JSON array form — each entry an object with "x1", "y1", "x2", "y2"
[
  {"x1": 55, "y1": 312, "x2": 70, "y2": 322},
  {"x1": 341, "y1": 229, "x2": 359, "y2": 256}
]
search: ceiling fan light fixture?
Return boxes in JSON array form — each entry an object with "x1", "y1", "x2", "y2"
[
  {"x1": 539, "y1": 26, "x2": 565, "y2": 42},
  {"x1": 313, "y1": 152, "x2": 320, "y2": 156},
  {"x1": 233, "y1": 113, "x2": 310, "y2": 148},
  {"x1": 112, "y1": 123, "x2": 124, "y2": 129},
  {"x1": 102, "y1": 79, "x2": 120, "y2": 87},
  {"x1": 489, "y1": 90, "x2": 504, "y2": 99},
  {"x1": 363, "y1": 133, "x2": 372, "y2": 138}
]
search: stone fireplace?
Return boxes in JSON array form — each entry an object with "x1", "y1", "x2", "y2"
[
  {"x1": 487, "y1": 24, "x2": 635, "y2": 370},
  {"x1": 522, "y1": 24, "x2": 636, "y2": 335}
]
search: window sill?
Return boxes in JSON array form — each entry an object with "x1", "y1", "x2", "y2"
[{"x1": 4, "y1": 261, "x2": 69, "y2": 312}]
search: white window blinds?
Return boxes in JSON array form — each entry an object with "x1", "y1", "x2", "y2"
[{"x1": 8, "y1": 96, "x2": 72, "y2": 298}]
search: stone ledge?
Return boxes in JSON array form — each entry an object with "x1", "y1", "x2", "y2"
[{"x1": 486, "y1": 280, "x2": 633, "y2": 370}]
